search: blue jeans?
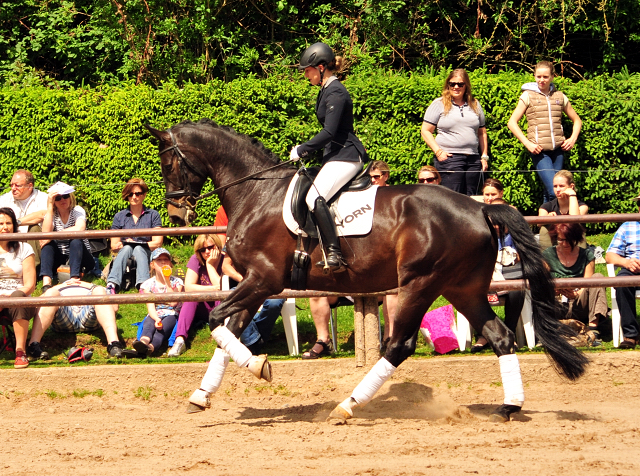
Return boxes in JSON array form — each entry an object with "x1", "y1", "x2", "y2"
[
  {"x1": 107, "y1": 244, "x2": 151, "y2": 289},
  {"x1": 240, "y1": 299, "x2": 286, "y2": 347},
  {"x1": 40, "y1": 239, "x2": 95, "y2": 279},
  {"x1": 434, "y1": 153, "x2": 483, "y2": 196},
  {"x1": 531, "y1": 148, "x2": 564, "y2": 203}
]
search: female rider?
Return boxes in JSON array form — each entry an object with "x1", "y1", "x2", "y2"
[{"x1": 290, "y1": 42, "x2": 368, "y2": 273}]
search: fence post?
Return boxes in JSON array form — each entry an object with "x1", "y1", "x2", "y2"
[
  {"x1": 354, "y1": 297, "x2": 365, "y2": 367},
  {"x1": 364, "y1": 296, "x2": 380, "y2": 364}
]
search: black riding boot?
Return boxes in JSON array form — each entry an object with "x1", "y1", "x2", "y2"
[{"x1": 313, "y1": 197, "x2": 347, "y2": 273}]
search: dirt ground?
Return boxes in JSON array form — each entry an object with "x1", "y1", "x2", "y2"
[{"x1": 1, "y1": 352, "x2": 640, "y2": 476}]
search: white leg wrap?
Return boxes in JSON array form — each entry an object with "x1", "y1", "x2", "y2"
[
  {"x1": 199, "y1": 348, "x2": 230, "y2": 394},
  {"x1": 350, "y1": 358, "x2": 397, "y2": 407},
  {"x1": 498, "y1": 354, "x2": 525, "y2": 407},
  {"x1": 211, "y1": 326, "x2": 252, "y2": 368}
]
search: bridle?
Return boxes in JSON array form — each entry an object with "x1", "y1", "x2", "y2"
[{"x1": 158, "y1": 128, "x2": 297, "y2": 212}]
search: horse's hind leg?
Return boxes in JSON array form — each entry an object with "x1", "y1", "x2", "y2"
[
  {"x1": 328, "y1": 288, "x2": 437, "y2": 424},
  {"x1": 450, "y1": 294, "x2": 524, "y2": 422},
  {"x1": 187, "y1": 348, "x2": 230, "y2": 413}
]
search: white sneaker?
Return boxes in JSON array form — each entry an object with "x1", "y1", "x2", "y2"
[{"x1": 167, "y1": 341, "x2": 186, "y2": 357}]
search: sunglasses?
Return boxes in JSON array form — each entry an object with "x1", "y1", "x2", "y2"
[
  {"x1": 449, "y1": 81, "x2": 465, "y2": 88},
  {"x1": 54, "y1": 194, "x2": 70, "y2": 201},
  {"x1": 198, "y1": 244, "x2": 217, "y2": 253},
  {"x1": 127, "y1": 191, "x2": 145, "y2": 199},
  {"x1": 418, "y1": 177, "x2": 437, "y2": 183}
]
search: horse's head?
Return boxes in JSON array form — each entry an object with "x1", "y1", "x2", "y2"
[{"x1": 146, "y1": 124, "x2": 208, "y2": 226}]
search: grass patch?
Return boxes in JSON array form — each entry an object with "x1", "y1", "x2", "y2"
[
  {"x1": 45, "y1": 390, "x2": 66, "y2": 399},
  {"x1": 71, "y1": 388, "x2": 104, "y2": 398},
  {"x1": 134, "y1": 386, "x2": 155, "y2": 401}
]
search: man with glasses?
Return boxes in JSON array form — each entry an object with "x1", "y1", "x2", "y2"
[
  {"x1": 0, "y1": 169, "x2": 49, "y2": 265},
  {"x1": 105, "y1": 178, "x2": 163, "y2": 294}
]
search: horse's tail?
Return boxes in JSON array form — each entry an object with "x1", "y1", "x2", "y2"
[{"x1": 483, "y1": 204, "x2": 589, "y2": 380}]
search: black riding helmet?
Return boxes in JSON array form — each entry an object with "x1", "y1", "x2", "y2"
[{"x1": 298, "y1": 42, "x2": 335, "y2": 71}]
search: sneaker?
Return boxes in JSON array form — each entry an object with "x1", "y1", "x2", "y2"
[
  {"x1": 106, "y1": 283, "x2": 117, "y2": 295},
  {"x1": 167, "y1": 340, "x2": 186, "y2": 357},
  {"x1": 487, "y1": 293, "x2": 500, "y2": 304},
  {"x1": 107, "y1": 341, "x2": 124, "y2": 358},
  {"x1": 27, "y1": 342, "x2": 50, "y2": 361},
  {"x1": 14, "y1": 351, "x2": 29, "y2": 369}
]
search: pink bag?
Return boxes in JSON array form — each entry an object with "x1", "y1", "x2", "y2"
[{"x1": 420, "y1": 305, "x2": 459, "y2": 354}]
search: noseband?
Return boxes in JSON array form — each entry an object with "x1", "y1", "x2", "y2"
[{"x1": 158, "y1": 128, "x2": 297, "y2": 211}]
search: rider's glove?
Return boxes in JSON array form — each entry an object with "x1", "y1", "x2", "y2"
[{"x1": 290, "y1": 145, "x2": 300, "y2": 161}]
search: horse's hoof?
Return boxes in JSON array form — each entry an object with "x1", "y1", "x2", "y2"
[
  {"x1": 186, "y1": 389, "x2": 211, "y2": 414},
  {"x1": 489, "y1": 404, "x2": 521, "y2": 423},
  {"x1": 327, "y1": 404, "x2": 352, "y2": 425},
  {"x1": 186, "y1": 403, "x2": 207, "y2": 414},
  {"x1": 248, "y1": 354, "x2": 272, "y2": 382}
]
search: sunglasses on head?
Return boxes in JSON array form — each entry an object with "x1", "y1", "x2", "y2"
[
  {"x1": 449, "y1": 81, "x2": 465, "y2": 88},
  {"x1": 418, "y1": 177, "x2": 437, "y2": 183},
  {"x1": 54, "y1": 194, "x2": 70, "y2": 201},
  {"x1": 127, "y1": 191, "x2": 145, "y2": 199},
  {"x1": 198, "y1": 244, "x2": 217, "y2": 253}
]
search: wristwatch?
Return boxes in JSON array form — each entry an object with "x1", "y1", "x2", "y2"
[
  {"x1": 16, "y1": 219, "x2": 22, "y2": 226},
  {"x1": 481, "y1": 155, "x2": 489, "y2": 161}
]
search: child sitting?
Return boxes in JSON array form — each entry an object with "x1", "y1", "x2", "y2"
[{"x1": 132, "y1": 247, "x2": 184, "y2": 356}]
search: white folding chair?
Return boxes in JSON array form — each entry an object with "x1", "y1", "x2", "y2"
[
  {"x1": 221, "y1": 275, "x2": 299, "y2": 356},
  {"x1": 606, "y1": 264, "x2": 630, "y2": 348},
  {"x1": 456, "y1": 290, "x2": 535, "y2": 350}
]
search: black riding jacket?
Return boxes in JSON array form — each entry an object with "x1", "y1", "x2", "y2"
[{"x1": 297, "y1": 78, "x2": 367, "y2": 165}]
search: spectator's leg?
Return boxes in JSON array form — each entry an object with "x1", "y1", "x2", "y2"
[
  {"x1": 7, "y1": 291, "x2": 34, "y2": 352},
  {"x1": 175, "y1": 301, "x2": 199, "y2": 341},
  {"x1": 80, "y1": 243, "x2": 96, "y2": 276},
  {"x1": 39, "y1": 242, "x2": 59, "y2": 285},
  {"x1": 531, "y1": 150, "x2": 559, "y2": 203},
  {"x1": 27, "y1": 224, "x2": 42, "y2": 267},
  {"x1": 584, "y1": 274, "x2": 608, "y2": 328},
  {"x1": 92, "y1": 287, "x2": 120, "y2": 343},
  {"x1": 132, "y1": 245, "x2": 152, "y2": 288},
  {"x1": 614, "y1": 268, "x2": 640, "y2": 339},
  {"x1": 239, "y1": 319, "x2": 261, "y2": 348},
  {"x1": 302, "y1": 297, "x2": 334, "y2": 358},
  {"x1": 550, "y1": 147, "x2": 564, "y2": 175},
  {"x1": 29, "y1": 288, "x2": 61, "y2": 344},
  {"x1": 435, "y1": 154, "x2": 465, "y2": 194},
  {"x1": 463, "y1": 155, "x2": 484, "y2": 196},
  {"x1": 382, "y1": 294, "x2": 397, "y2": 340},
  {"x1": 149, "y1": 314, "x2": 177, "y2": 351},
  {"x1": 68, "y1": 239, "x2": 87, "y2": 278},
  {"x1": 253, "y1": 298, "x2": 286, "y2": 342},
  {"x1": 107, "y1": 245, "x2": 134, "y2": 289},
  {"x1": 140, "y1": 316, "x2": 156, "y2": 348}
]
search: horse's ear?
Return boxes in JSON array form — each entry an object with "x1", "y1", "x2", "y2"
[{"x1": 144, "y1": 124, "x2": 169, "y2": 142}]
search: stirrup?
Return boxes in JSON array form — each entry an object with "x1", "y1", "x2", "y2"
[{"x1": 316, "y1": 253, "x2": 348, "y2": 273}]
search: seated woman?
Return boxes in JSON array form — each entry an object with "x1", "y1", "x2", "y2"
[
  {"x1": 0, "y1": 207, "x2": 37, "y2": 368},
  {"x1": 538, "y1": 170, "x2": 588, "y2": 249},
  {"x1": 417, "y1": 165, "x2": 441, "y2": 185},
  {"x1": 106, "y1": 178, "x2": 163, "y2": 293},
  {"x1": 40, "y1": 182, "x2": 94, "y2": 291},
  {"x1": 167, "y1": 234, "x2": 223, "y2": 357},
  {"x1": 542, "y1": 222, "x2": 607, "y2": 341}
]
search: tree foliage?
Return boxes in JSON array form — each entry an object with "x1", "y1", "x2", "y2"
[
  {"x1": 1, "y1": 71, "x2": 639, "y2": 234},
  {"x1": 1, "y1": 0, "x2": 639, "y2": 87}
]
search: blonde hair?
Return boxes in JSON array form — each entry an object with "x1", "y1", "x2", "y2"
[
  {"x1": 54, "y1": 192, "x2": 77, "y2": 212},
  {"x1": 534, "y1": 61, "x2": 555, "y2": 76},
  {"x1": 554, "y1": 170, "x2": 575, "y2": 186},
  {"x1": 417, "y1": 165, "x2": 441, "y2": 184},
  {"x1": 194, "y1": 234, "x2": 223, "y2": 266},
  {"x1": 441, "y1": 69, "x2": 479, "y2": 115}
]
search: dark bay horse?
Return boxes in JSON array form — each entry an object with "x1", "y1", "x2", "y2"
[{"x1": 147, "y1": 119, "x2": 587, "y2": 422}]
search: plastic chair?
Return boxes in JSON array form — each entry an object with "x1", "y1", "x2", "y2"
[
  {"x1": 606, "y1": 263, "x2": 631, "y2": 348},
  {"x1": 456, "y1": 290, "x2": 535, "y2": 350},
  {"x1": 221, "y1": 275, "x2": 299, "y2": 355}
]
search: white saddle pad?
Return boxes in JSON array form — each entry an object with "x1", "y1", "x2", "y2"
[{"x1": 282, "y1": 173, "x2": 378, "y2": 237}]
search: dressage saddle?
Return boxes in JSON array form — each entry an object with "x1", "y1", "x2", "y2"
[{"x1": 291, "y1": 162, "x2": 373, "y2": 238}]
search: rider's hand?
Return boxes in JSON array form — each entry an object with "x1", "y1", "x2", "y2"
[{"x1": 290, "y1": 145, "x2": 300, "y2": 161}]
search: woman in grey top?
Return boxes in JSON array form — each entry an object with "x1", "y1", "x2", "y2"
[{"x1": 420, "y1": 69, "x2": 488, "y2": 196}]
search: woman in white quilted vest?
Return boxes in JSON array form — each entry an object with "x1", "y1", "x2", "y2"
[{"x1": 507, "y1": 60, "x2": 582, "y2": 204}]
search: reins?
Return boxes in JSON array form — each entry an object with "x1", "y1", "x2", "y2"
[{"x1": 159, "y1": 128, "x2": 297, "y2": 209}]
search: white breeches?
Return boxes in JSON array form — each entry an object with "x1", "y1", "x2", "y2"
[{"x1": 306, "y1": 160, "x2": 362, "y2": 211}]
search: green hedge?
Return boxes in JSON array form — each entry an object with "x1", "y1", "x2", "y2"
[{"x1": 1, "y1": 70, "x2": 639, "y2": 233}]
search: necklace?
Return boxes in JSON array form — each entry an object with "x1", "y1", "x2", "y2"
[{"x1": 557, "y1": 247, "x2": 578, "y2": 267}]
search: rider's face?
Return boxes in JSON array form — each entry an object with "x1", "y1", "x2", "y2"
[{"x1": 304, "y1": 66, "x2": 323, "y2": 86}]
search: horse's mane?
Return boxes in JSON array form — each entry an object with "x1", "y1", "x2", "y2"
[{"x1": 176, "y1": 118, "x2": 283, "y2": 166}]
